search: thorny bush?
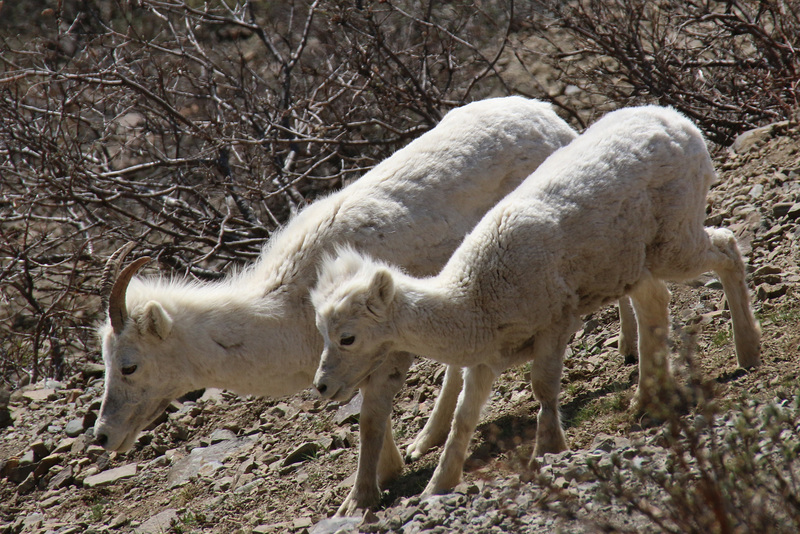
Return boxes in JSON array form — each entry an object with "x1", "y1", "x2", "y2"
[{"x1": 525, "y1": 0, "x2": 800, "y2": 144}]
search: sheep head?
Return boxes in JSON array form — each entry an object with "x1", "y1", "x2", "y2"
[
  {"x1": 94, "y1": 247, "x2": 183, "y2": 452},
  {"x1": 311, "y1": 248, "x2": 397, "y2": 402}
]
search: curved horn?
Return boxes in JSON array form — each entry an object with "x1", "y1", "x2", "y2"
[
  {"x1": 100, "y1": 242, "x2": 138, "y2": 309},
  {"x1": 108, "y1": 256, "x2": 151, "y2": 334}
]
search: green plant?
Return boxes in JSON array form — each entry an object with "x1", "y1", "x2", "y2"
[{"x1": 711, "y1": 327, "x2": 732, "y2": 348}]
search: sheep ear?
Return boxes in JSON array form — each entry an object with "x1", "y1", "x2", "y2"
[
  {"x1": 365, "y1": 269, "x2": 395, "y2": 319},
  {"x1": 137, "y1": 301, "x2": 173, "y2": 340}
]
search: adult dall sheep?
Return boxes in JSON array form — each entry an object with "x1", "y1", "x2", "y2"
[
  {"x1": 311, "y1": 106, "x2": 761, "y2": 496},
  {"x1": 93, "y1": 96, "x2": 578, "y2": 515}
]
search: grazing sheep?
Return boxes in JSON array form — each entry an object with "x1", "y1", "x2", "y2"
[
  {"x1": 311, "y1": 105, "x2": 761, "y2": 496},
  {"x1": 93, "y1": 96, "x2": 578, "y2": 515}
]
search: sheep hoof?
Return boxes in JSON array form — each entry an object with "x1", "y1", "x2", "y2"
[
  {"x1": 736, "y1": 348, "x2": 761, "y2": 370},
  {"x1": 421, "y1": 480, "x2": 455, "y2": 497},
  {"x1": 405, "y1": 440, "x2": 432, "y2": 462},
  {"x1": 335, "y1": 486, "x2": 380, "y2": 517}
]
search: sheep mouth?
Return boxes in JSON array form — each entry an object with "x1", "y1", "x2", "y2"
[{"x1": 329, "y1": 358, "x2": 389, "y2": 402}]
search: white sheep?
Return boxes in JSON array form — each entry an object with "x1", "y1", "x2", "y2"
[
  {"x1": 93, "y1": 96, "x2": 579, "y2": 515},
  {"x1": 310, "y1": 105, "x2": 762, "y2": 496}
]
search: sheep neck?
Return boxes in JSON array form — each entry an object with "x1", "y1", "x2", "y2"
[
  {"x1": 130, "y1": 279, "x2": 320, "y2": 398},
  {"x1": 390, "y1": 276, "x2": 497, "y2": 368}
]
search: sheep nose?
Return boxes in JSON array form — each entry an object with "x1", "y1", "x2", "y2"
[{"x1": 314, "y1": 381, "x2": 328, "y2": 396}]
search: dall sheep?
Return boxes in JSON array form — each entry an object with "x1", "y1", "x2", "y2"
[
  {"x1": 93, "y1": 96, "x2": 579, "y2": 515},
  {"x1": 311, "y1": 106, "x2": 761, "y2": 496}
]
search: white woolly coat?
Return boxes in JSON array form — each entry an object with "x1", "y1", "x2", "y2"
[
  {"x1": 115, "y1": 97, "x2": 577, "y2": 397},
  {"x1": 397, "y1": 106, "x2": 716, "y2": 372}
]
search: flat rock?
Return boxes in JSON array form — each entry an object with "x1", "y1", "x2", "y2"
[
  {"x1": 282, "y1": 442, "x2": 321, "y2": 466},
  {"x1": 334, "y1": 392, "x2": 362, "y2": 425},
  {"x1": 167, "y1": 436, "x2": 255, "y2": 488},
  {"x1": 47, "y1": 465, "x2": 74, "y2": 490},
  {"x1": 209, "y1": 428, "x2": 237, "y2": 444},
  {"x1": 21, "y1": 389, "x2": 56, "y2": 402},
  {"x1": 80, "y1": 363, "x2": 105, "y2": 379},
  {"x1": 199, "y1": 388, "x2": 225, "y2": 403},
  {"x1": 786, "y1": 203, "x2": 800, "y2": 220},
  {"x1": 82, "y1": 463, "x2": 138, "y2": 488},
  {"x1": 133, "y1": 508, "x2": 179, "y2": 534}
]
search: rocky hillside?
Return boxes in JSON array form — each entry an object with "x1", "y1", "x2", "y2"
[{"x1": 1, "y1": 121, "x2": 799, "y2": 534}]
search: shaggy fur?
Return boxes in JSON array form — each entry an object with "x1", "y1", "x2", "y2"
[
  {"x1": 93, "y1": 96, "x2": 578, "y2": 515},
  {"x1": 311, "y1": 105, "x2": 761, "y2": 496}
]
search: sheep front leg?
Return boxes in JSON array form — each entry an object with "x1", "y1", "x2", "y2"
[
  {"x1": 406, "y1": 364, "x2": 463, "y2": 461},
  {"x1": 423, "y1": 363, "x2": 496, "y2": 495},
  {"x1": 336, "y1": 352, "x2": 412, "y2": 516},
  {"x1": 530, "y1": 327, "x2": 571, "y2": 457},
  {"x1": 628, "y1": 274, "x2": 674, "y2": 412},
  {"x1": 704, "y1": 228, "x2": 761, "y2": 368}
]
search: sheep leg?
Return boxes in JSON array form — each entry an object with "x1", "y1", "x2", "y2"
[
  {"x1": 703, "y1": 228, "x2": 761, "y2": 368},
  {"x1": 423, "y1": 363, "x2": 496, "y2": 495},
  {"x1": 406, "y1": 364, "x2": 463, "y2": 461},
  {"x1": 628, "y1": 274, "x2": 673, "y2": 411},
  {"x1": 336, "y1": 352, "x2": 412, "y2": 516},
  {"x1": 618, "y1": 297, "x2": 639, "y2": 362},
  {"x1": 530, "y1": 327, "x2": 571, "y2": 457}
]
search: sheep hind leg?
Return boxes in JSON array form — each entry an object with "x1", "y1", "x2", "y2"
[
  {"x1": 336, "y1": 352, "x2": 412, "y2": 516},
  {"x1": 530, "y1": 327, "x2": 571, "y2": 458},
  {"x1": 703, "y1": 228, "x2": 761, "y2": 368},
  {"x1": 423, "y1": 363, "x2": 496, "y2": 496},
  {"x1": 406, "y1": 364, "x2": 463, "y2": 461},
  {"x1": 617, "y1": 296, "x2": 639, "y2": 364},
  {"x1": 628, "y1": 274, "x2": 675, "y2": 414}
]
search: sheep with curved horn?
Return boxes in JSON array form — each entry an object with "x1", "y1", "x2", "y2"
[{"x1": 93, "y1": 96, "x2": 586, "y2": 515}]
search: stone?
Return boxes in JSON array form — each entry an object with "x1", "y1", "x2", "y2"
[
  {"x1": 21, "y1": 389, "x2": 57, "y2": 402},
  {"x1": 293, "y1": 516, "x2": 314, "y2": 529},
  {"x1": 34, "y1": 453, "x2": 64, "y2": 477},
  {"x1": 133, "y1": 509, "x2": 179, "y2": 534},
  {"x1": 254, "y1": 522, "x2": 292, "y2": 533},
  {"x1": 787, "y1": 203, "x2": 800, "y2": 220},
  {"x1": 772, "y1": 202, "x2": 794, "y2": 218},
  {"x1": 334, "y1": 392, "x2": 362, "y2": 425},
  {"x1": 64, "y1": 418, "x2": 85, "y2": 438},
  {"x1": 47, "y1": 465, "x2": 74, "y2": 490},
  {"x1": 30, "y1": 439, "x2": 50, "y2": 460},
  {"x1": 80, "y1": 363, "x2": 106, "y2": 379},
  {"x1": 16, "y1": 472, "x2": 36, "y2": 494},
  {"x1": 109, "y1": 513, "x2": 129, "y2": 529},
  {"x1": 19, "y1": 449, "x2": 36, "y2": 466},
  {"x1": 82, "y1": 410, "x2": 97, "y2": 431},
  {"x1": 730, "y1": 122, "x2": 787, "y2": 154},
  {"x1": 756, "y1": 283, "x2": 788, "y2": 300},
  {"x1": 283, "y1": 441, "x2": 321, "y2": 466},
  {"x1": 82, "y1": 462, "x2": 138, "y2": 487},
  {"x1": 209, "y1": 428, "x2": 237, "y2": 444},
  {"x1": 308, "y1": 516, "x2": 362, "y2": 534},
  {"x1": 52, "y1": 437, "x2": 76, "y2": 454},
  {"x1": 167, "y1": 436, "x2": 255, "y2": 487},
  {"x1": 198, "y1": 388, "x2": 224, "y2": 402}
]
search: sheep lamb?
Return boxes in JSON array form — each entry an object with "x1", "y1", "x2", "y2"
[
  {"x1": 310, "y1": 105, "x2": 761, "y2": 496},
  {"x1": 93, "y1": 96, "x2": 579, "y2": 515}
]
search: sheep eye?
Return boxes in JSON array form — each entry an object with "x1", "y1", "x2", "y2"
[
  {"x1": 340, "y1": 335, "x2": 355, "y2": 347},
  {"x1": 121, "y1": 365, "x2": 138, "y2": 376}
]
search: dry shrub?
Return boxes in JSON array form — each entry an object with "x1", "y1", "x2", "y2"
[
  {"x1": 0, "y1": 0, "x2": 514, "y2": 383},
  {"x1": 525, "y1": 0, "x2": 800, "y2": 144}
]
